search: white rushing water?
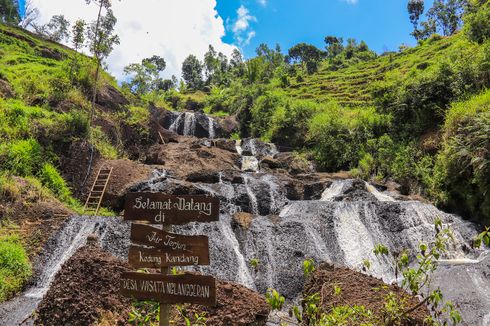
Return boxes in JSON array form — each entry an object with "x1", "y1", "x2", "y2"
[
  {"x1": 208, "y1": 117, "x2": 216, "y2": 139},
  {"x1": 321, "y1": 180, "x2": 345, "y2": 201}
]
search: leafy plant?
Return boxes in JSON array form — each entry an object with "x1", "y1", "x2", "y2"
[
  {"x1": 266, "y1": 288, "x2": 285, "y2": 311},
  {"x1": 303, "y1": 258, "x2": 316, "y2": 278}
]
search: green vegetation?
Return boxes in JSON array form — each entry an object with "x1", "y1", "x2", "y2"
[{"x1": 0, "y1": 228, "x2": 32, "y2": 302}]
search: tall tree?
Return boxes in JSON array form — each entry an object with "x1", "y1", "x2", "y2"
[
  {"x1": 0, "y1": 0, "x2": 19, "y2": 24},
  {"x1": 69, "y1": 19, "x2": 86, "y2": 82},
  {"x1": 408, "y1": 0, "x2": 425, "y2": 35},
  {"x1": 85, "y1": 0, "x2": 120, "y2": 125},
  {"x1": 287, "y1": 43, "x2": 325, "y2": 74},
  {"x1": 181, "y1": 54, "x2": 204, "y2": 91},
  {"x1": 324, "y1": 36, "x2": 344, "y2": 58},
  {"x1": 33, "y1": 15, "x2": 71, "y2": 42},
  {"x1": 427, "y1": 0, "x2": 468, "y2": 36},
  {"x1": 123, "y1": 55, "x2": 167, "y2": 95},
  {"x1": 20, "y1": 0, "x2": 39, "y2": 28}
]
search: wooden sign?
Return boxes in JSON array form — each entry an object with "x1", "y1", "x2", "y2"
[
  {"x1": 120, "y1": 272, "x2": 216, "y2": 306},
  {"x1": 124, "y1": 193, "x2": 220, "y2": 225},
  {"x1": 128, "y1": 244, "x2": 210, "y2": 268},
  {"x1": 130, "y1": 224, "x2": 209, "y2": 251}
]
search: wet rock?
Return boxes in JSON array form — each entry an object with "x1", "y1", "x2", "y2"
[
  {"x1": 260, "y1": 156, "x2": 280, "y2": 169},
  {"x1": 186, "y1": 170, "x2": 220, "y2": 183},
  {"x1": 304, "y1": 181, "x2": 330, "y2": 200},
  {"x1": 332, "y1": 179, "x2": 377, "y2": 202},
  {"x1": 216, "y1": 115, "x2": 240, "y2": 137},
  {"x1": 240, "y1": 138, "x2": 278, "y2": 159},
  {"x1": 275, "y1": 152, "x2": 315, "y2": 175},
  {"x1": 214, "y1": 139, "x2": 237, "y2": 153},
  {"x1": 233, "y1": 212, "x2": 254, "y2": 229}
]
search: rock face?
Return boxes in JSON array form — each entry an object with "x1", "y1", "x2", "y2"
[
  {"x1": 302, "y1": 263, "x2": 429, "y2": 325},
  {"x1": 95, "y1": 84, "x2": 129, "y2": 112},
  {"x1": 35, "y1": 244, "x2": 132, "y2": 326}
]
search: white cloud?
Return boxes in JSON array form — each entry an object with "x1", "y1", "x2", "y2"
[
  {"x1": 31, "y1": 0, "x2": 236, "y2": 81},
  {"x1": 342, "y1": 0, "x2": 359, "y2": 4},
  {"x1": 257, "y1": 0, "x2": 267, "y2": 7},
  {"x1": 231, "y1": 5, "x2": 257, "y2": 47}
]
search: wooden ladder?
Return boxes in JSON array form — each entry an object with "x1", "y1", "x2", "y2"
[{"x1": 84, "y1": 166, "x2": 113, "y2": 215}]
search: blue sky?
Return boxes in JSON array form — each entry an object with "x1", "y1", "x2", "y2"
[
  {"x1": 21, "y1": 0, "x2": 434, "y2": 80},
  {"x1": 216, "y1": 0, "x2": 434, "y2": 57}
]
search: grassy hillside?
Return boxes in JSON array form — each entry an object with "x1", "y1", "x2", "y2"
[{"x1": 285, "y1": 34, "x2": 465, "y2": 107}]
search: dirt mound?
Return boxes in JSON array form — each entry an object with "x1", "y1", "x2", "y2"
[
  {"x1": 303, "y1": 263, "x2": 429, "y2": 325},
  {"x1": 173, "y1": 280, "x2": 270, "y2": 326},
  {"x1": 35, "y1": 243, "x2": 131, "y2": 326}
]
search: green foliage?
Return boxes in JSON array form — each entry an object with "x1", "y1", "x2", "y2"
[
  {"x1": 0, "y1": 138, "x2": 43, "y2": 176},
  {"x1": 303, "y1": 258, "x2": 316, "y2": 278},
  {"x1": 0, "y1": 230, "x2": 32, "y2": 302},
  {"x1": 38, "y1": 163, "x2": 72, "y2": 203},
  {"x1": 308, "y1": 105, "x2": 390, "y2": 171},
  {"x1": 128, "y1": 300, "x2": 160, "y2": 326},
  {"x1": 265, "y1": 288, "x2": 285, "y2": 311},
  {"x1": 473, "y1": 226, "x2": 490, "y2": 248},
  {"x1": 249, "y1": 258, "x2": 260, "y2": 270},
  {"x1": 90, "y1": 126, "x2": 119, "y2": 159},
  {"x1": 0, "y1": 0, "x2": 20, "y2": 24},
  {"x1": 434, "y1": 89, "x2": 490, "y2": 224},
  {"x1": 464, "y1": 0, "x2": 490, "y2": 43},
  {"x1": 175, "y1": 304, "x2": 207, "y2": 326}
]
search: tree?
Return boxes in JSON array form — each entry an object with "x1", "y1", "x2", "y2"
[
  {"x1": 33, "y1": 15, "x2": 71, "y2": 42},
  {"x1": 287, "y1": 43, "x2": 325, "y2": 74},
  {"x1": 324, "y1": 36, "x2": 344, "y2": 58},
  {"x1": 19, "y1": 0, "x2": 39, "y2": 28},
  {"x1": 408, "y1": 0, "x2": 425, "y2": 39},
  {"x1": 69, "y1": 19, "x2": 86, "y2": 82},
  {"x1": 181, "y1": 54, "x2": 204, "y2": 91},
  {"x1": 85, "y1": 0, "x2": 120, "y2": 125},
  {"x1": 427, "y1": 0, "x2": 468, "y2": 36},
  {"x1": 123, "y1": 55, "x2": 167, "y2": 95},
  {"x1": 0, "y1": 0, "x2": 19, "y2": 24}
]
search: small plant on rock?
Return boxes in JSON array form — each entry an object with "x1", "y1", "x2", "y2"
[{"x1": 303, "y1": 258, "x2": 316, "y2": 278}]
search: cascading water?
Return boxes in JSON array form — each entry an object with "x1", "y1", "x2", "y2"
[
  {"x1": 0, "y1": 216, "x2": 130, "y2": 326},
  {"x1": 208, "y1": 117, "x2": 216, "y2": 139},
  {"x1": 167, "y1": 111, "x2": 217, "y2": 138},
  {"x1": 182, "y1": 112, "x2": 196, "y2": 136}
]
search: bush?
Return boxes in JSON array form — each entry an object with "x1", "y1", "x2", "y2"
[
  {"x1": 0, "y1": 233, "x2": 32, "y2": 302},
  {"x1": 434, "y1": 90, "x2": 490, "y2": 224},
  {"x1": 0, "y1": 138, "x2": 43, "y2": 177},
  {"x1": 38, "y1": 163, "x2": 72, "y2": 203},
  {"x1": 464, "y1": 1, "x2": 490, "y2": 44},
  {"x1": 308, "y1": 105, "x2": 390, "y2": 171}
]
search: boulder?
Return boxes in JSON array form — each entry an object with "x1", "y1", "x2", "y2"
[
  {"x1": 214, "y1": 139, "x2": 237, "y2": 153},
  {"x1": 95, "y1": 84, "x2": 129, "y2": 112},
  {"x1": 186, "y1": 170, "x2": 221, "y2": 183}
]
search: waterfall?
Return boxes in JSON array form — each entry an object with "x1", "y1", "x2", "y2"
[
  {"x1": 321, "y1": 180, "x2": 344, "y2": 201},
  {"x1": 208, "y1": 117, "x2": 216, "y2": 139},
  {"x1": 183, "y1": 112, "x2": 196, "y2": 136},
  {"x1": 0, "y1": 216, "x2": 130, "y2": 325},
  {"x1": 243, "y1": 174, "x2": 259, "y2": 215},
  {"x1": 365, "y1": 182, "x2": 395, "y2": 202},
  {"x1": 169, "y1": 113, "x2": 184, "y2": 133}
]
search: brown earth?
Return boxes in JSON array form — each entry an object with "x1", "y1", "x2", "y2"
[
  {"x1": 35, "y1": 242, "x2": 132, "y2": 326},
  {"x1": 34, "y1": 242, "x2": 270, "y2": 326},
  {"x1": 172, "y1": 280, "x2": 270, "y2": 326},
  {"x1": 303, "y1": 263, "x2": 430, "y2": 325},
  {"x1": 0, "y1": 176, "x2": 72, "y2": 258}
]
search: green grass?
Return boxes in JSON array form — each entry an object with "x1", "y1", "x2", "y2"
[
  {"x1": 0, "y1": 228, "x2": 32, "y2": 302},
  {"x1": 284, "y1": 33, "x2": 474, "y2": 107}
]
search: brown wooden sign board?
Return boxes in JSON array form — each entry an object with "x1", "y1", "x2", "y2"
[
  {"x1": 128, "y1": 244, "x2": 210, "y2": 268},
  {"x1": 124, "y1": 193, "x2": 220, "y2": 225},
  {"x1": 120, "y1": 272, "x2": 216, "y2": 306},
  {"x1": 131, "y1": 223, "x2": 209, "y2": 250}
]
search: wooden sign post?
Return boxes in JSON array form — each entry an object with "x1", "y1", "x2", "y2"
[{"x1": 121, "y1": 193, "x2": 220, "y2": 326}]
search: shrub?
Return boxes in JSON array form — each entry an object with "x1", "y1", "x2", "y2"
[
  {"x1": 464, "y1": 1, "x2": 490, "y2": 44},
  {"x1": 38, "y1": 163, "x2": 72, "y2": 203},
  {"x1": 434, "y1": 90, "x2": 490, "y2": 224},
  {"x1": 0, "y1": 233, "x2": 32, "y2": 302},
  {"x1": 308, "y1": 105, "x2": 390, "y2": 171},
  {"x1": 0, "y1": 138, "x2": 43, "y2": 177}
]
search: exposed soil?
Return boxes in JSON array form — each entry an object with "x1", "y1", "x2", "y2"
[
  {"x1": 34, "y1": 242, "x2": 270, "y2": 326},
  {"x1": 0, "y1": 176, "x2": 72, "y2": 258},
  {"x1": 171, "y1": 279, "x2": 270, "y2": 326},
  {"x1": 35, "y1": 243, "x2": 132, "y2": 326},
  {"x1": 303, "y1": 263, "x2": 430, "y2": 325}
]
